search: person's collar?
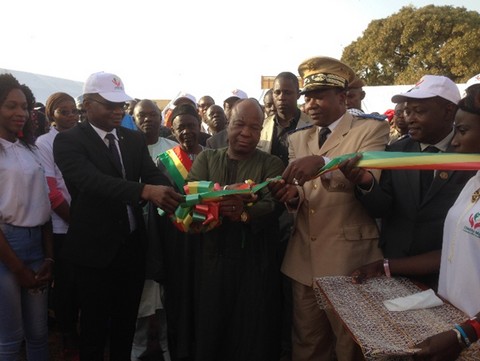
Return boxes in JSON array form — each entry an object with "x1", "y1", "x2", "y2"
[
  {"x1": 49, "y1": 126, "x2": 59, "y2": 135},
  {"x1": 320, "y1": 113, "x2": 343, "y2": 132},
  {"x1": 0, "y1": 137, "x2": 20, "y2": 148},
  {"x1": 419, "y1": 129, "x2": 454, "y2": 152},
  {"x1": 89, "y1": 122, "x2": 119, "y2": 140},
  {"x1": 274, "y1": 108, "x2": 301, "y2": 128}
]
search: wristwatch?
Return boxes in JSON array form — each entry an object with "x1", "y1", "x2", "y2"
[{"x1": 240, "y1": 210, "x2": 249, "y2": 223}]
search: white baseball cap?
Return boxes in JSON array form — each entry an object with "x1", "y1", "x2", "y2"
[
  {"x1": 465, "y1": 73, "x2": 480, "y2": 90},
  {"x1": 391, "y1": 75, "x2": 460, "y2": 105},
  {"x1": 173, "y1": 92, "x2": 197, "y2": 106},
  {"x1": 225, "y1": 89, "x2": 248, "y2": 101},
  {"x1": 83, "y1": 71, "x2": 133, "y2": 102}
]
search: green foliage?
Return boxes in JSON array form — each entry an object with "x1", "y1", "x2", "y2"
[{"x1": 341, "y1": 5, "x2": 480, "y2": 85}]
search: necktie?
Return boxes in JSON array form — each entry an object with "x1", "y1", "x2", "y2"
[
  {"x1": 318, "y1": 127, "x2": 331, "y2": 148},
  {"x1": 420, "y1": 145, "x2": 439, "y2": 198},
  {"x1": 105, "y1": 133, "x2": 123, "y2": 176}
]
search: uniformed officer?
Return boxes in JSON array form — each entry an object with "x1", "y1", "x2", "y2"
[{"x1": 270, "y1": 56, "x2": 390, "y2": 361}]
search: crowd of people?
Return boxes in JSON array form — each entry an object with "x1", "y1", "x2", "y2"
[{"x1": 0, "y1": 54, "x2": 479, "y2": 361}]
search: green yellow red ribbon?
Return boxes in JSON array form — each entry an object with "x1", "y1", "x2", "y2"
[
  {"x1": 158, "y1": 146, "x2": 192, "y2": 193},
  {"x1": 317, "y1": 151, "x2": 480, "y2": 176},
  {"x1": 158, "y1": 176, "x2": 281, "y2": 233}
]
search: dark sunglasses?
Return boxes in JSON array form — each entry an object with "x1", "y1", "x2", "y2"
[{"x1": 90, "y1": 98, "x2": 127, "y2": 111}]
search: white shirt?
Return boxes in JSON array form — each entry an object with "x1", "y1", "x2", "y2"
[
  {"x1": 148, "y1": 137, "x2": 178, "y2": 161},
  {"x1": 88, "y1": 123, "x2": 137, "y2": 232},
  {"x1": 438, "y1": 171, "x2": 480, "y2": 317},
  {"x1": 419, "y1": 129, "x2": 454, "y2": 152},
  {"x1": 36, "y1": 127, "x2": 71, "y2": 234},
  {"x1": 0, "y1": 138, "x2": 51, "y2": 227}
]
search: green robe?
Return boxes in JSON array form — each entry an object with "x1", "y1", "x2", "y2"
[{"x1": 186, "y1": 148, "x2": 285, "y2": 361}]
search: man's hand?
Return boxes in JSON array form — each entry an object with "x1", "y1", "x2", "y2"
[
  {"x1": 219, "y1": 195, "x2": 248, "y2": 221},
  {"x1": 142, "y1": 185, "x2": 183, "y2": 213},
  {"x1": 338, "y1": 154, "x2": 373, "y2": 188},
  {"x1": 282, "y1": 156, "x2": 325, "y2": 186},
  {"x1": 268, "y1": 178, "x2": 299, "y2": 205},
  {"x1": 351, "y1": 260, "x2": 384, "y2": 284},
  {"x1": 413, "y1": 330, "x2": 462, "y2": 361}
]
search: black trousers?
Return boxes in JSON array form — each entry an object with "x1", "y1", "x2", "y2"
[
  {"x1": 52, "y1": 233, "x2": 79, "y2": 337},
  {"x1": 76, "y1": 232, "x2": 145, "y2": 361}
]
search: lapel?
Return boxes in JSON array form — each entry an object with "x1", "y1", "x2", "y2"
[
  {"x1": 306, "y1": 125, "x2": 320, "y2": 155},
  {"x1": 116, "y1": 127, "x2": 131, "y2": 178},
  {"x1": 258, "y1": 115, "x2": 275, "y2": 153},
  {"x1": 401, "y1": 140, "x2": 422, "y2": 205},
  {"x1": 318, "y1": 112, "x2": 352, "y2": 155},
  {"x1": 421, "y1": 144, "x2": 455, "y2": 205}
]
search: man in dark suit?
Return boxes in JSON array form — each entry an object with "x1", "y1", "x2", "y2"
[
  {"x1": 340, "y1": 74, "x2": 474, "y2": 287},
  {"x1": 205, "y1": 128, "x2": 228, "y2": 149},
  {"x1": 53, "y1": 72, "x2": 182, "y2": 361}
]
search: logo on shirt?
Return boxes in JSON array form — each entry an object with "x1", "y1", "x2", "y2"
[
  {"x1": 469, "y1": 212, "x2": 480, "y2": 229},
  {"x1": 464, "y1": 212, "x2": 480, "y2": 238}
]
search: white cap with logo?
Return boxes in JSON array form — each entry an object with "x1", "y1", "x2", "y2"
[
  {"x1": 83, "y1": 71, "x2": 133, "y2": 102},
  {"x1": 224, "y1": 89, "x2": 248, "y2": 101},
  {"x1": 391, "y1": 75, "x2": 460, "y2": 105},
  {"x1": 173, "y1": 92, "x2": 197, "y2": 106},
  {"x1": 465, "y1": 73, "x2": 480, "y2": 90}
]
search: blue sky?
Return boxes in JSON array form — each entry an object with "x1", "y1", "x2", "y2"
[{"x1": 2, "y1": 0, "x2": 479, "y2": 102}]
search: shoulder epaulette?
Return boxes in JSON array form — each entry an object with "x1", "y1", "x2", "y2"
[
  {"x1": 356, "y1": 113, "x2": 387, "y2": 121},
  {"x1": 287, "y1": 124, "x2": 314, "y2": 135}
]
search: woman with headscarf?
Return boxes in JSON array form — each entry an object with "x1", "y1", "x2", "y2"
[
  {"x1": 0, "y1": 73, "x2": 53, "y2": 360},
  {"x1": 35, "y1": 92, "x2": 79, "y2": 358}
]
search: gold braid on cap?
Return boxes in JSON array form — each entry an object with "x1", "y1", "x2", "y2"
[{"x1": 303, "y1": 73, "x2": 348, "y2": 89}]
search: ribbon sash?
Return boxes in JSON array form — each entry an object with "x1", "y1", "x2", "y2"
[
  {"x1": 158, "y1": 146, "x2": 193, "y2": 193},
  {"x1": 317, "y1": 151, "x2": 480, "y2": 177}
]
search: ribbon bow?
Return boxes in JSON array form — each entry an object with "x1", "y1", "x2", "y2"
[{"x1": 158, "y1": 177, "x2": 281, "y2": 233}]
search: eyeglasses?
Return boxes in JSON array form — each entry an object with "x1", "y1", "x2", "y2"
[
  {"x1": 89, "y1": 98, "x2": 127, "y2": 111},
  {"x1": 55, "y1": 109, "x2": 80, "y2": 117}
]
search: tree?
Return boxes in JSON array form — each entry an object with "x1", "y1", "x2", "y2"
[{"x1": 341, "y1": 5, "x2": 480, "y2": 85}]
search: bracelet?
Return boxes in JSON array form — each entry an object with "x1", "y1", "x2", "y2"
[
  {"x1": 223, "y1": 185, "x2": 228, "y2": 190},
  {"x1": 452, "y1": 328, "x2": 465, "y2": 347},
  {"x1": 467, "y1": 318, "x2": 480, "y2": 340},
  {"x1": 383, "y1": 258, "x2": 391, "y2": 278},
  {"x1": 44, "y1": 258, "x2": 55, "y2": 263},
  {"x1": 455, "y1": 324, "x2": 471, "y2": 347}
]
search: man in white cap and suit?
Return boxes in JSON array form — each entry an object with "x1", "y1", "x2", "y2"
[
  {"x1": 464, "y1": 72, "x2": 480, "y2": 107},
  {"x1": 340, "y1": 74, "x2": 475, "y2": 288},
  {"x1": 270, "y1": 56, "x2": 390, "y2": 361},
  {"x1": 54, "y1": 71, "x2": 183, "y2": 361}
]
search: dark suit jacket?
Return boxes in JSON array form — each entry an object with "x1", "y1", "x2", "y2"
[
  {"x1": 205, "y1": 129, "x2": 228, "y2": 149},
  {"x1": 357, "y1": 137, "x2": 475, "y2": 259},
  {"x1": 53, "y1": 121, "x2": 169, "y2": 268}
]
